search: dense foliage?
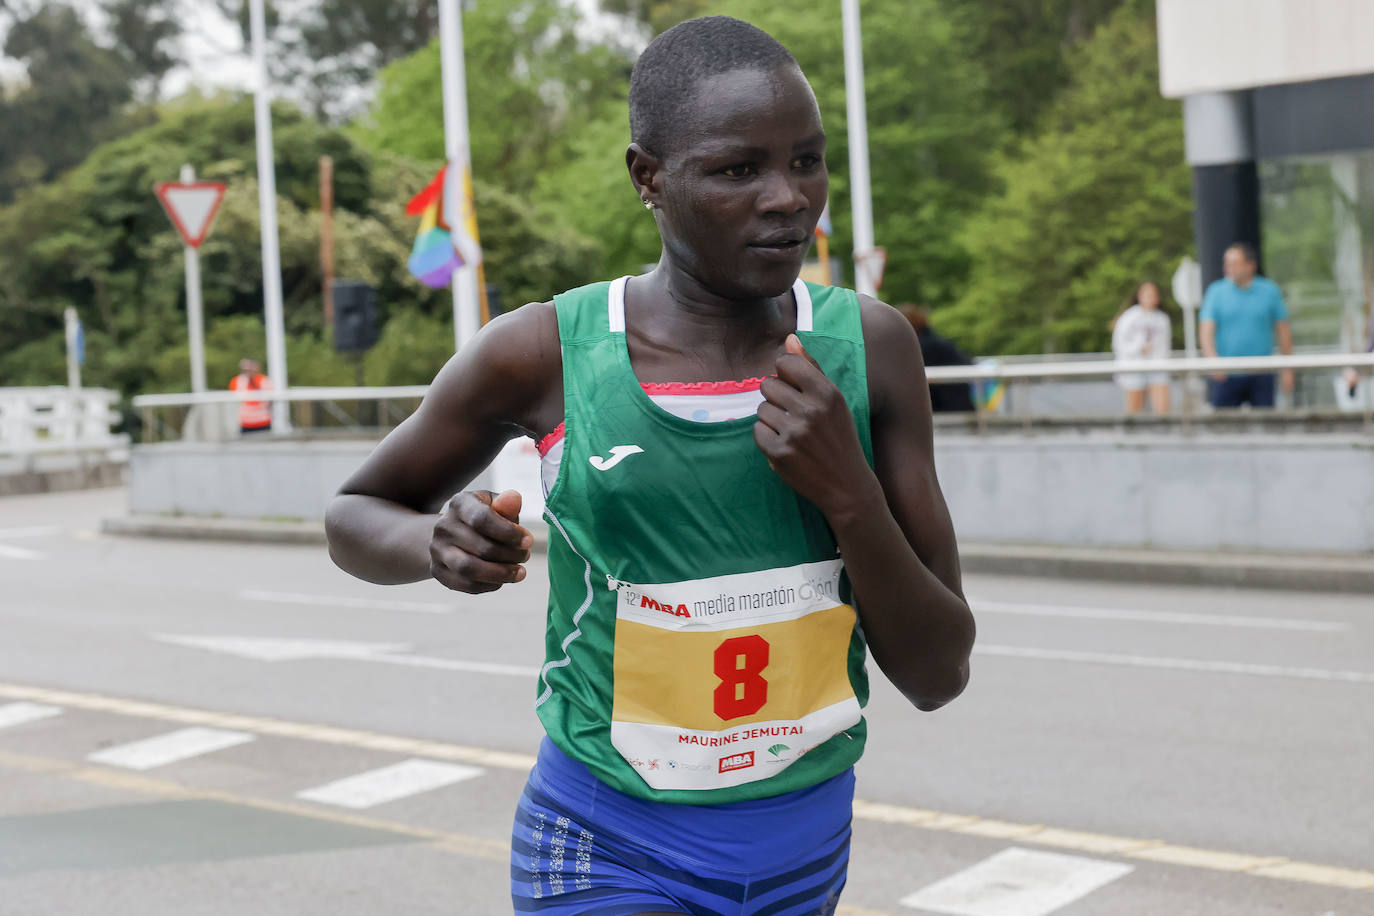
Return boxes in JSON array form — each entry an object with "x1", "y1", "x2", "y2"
[
  {"x1": 0, "y1": 0, "x2": 1195, "y2": 399},
  {"x1": 938, "y1": 3, "x2": 1192, "y2": 354}
]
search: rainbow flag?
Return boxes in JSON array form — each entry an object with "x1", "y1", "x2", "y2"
[{"x1": 405, "y1": 163, "x2": 482, "y2": 289}]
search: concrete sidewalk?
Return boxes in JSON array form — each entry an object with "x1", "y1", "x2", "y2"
[{"x1": 100, "y1": 513, "x2": 1374, "y2": 594}]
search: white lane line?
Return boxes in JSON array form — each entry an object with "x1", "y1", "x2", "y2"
[
  {"x1": 365, "y1": 653, "x2": 540, "y2": 678},
  {"x1": 975, "y1": 644, "x2": 1374, "y2": 684},
  {"x1": 4, "y1": 680, "x2": 1372, "y2": 893},
  {"x1": 0, "y1": 544, "x2": 44, "y2": 560},
  {"x1": 87, "y1": 726, "x2": 255, "y2": 770},
  {"x1": 296, "y1": 758, "x2": 484, "y2": 809},
  {"x1": 0, "y1": 526, "x2": 62, "y2": 539},
  {"x1": 0, "y1": 702, "x2": 63, "y2": 729},
  {"x1": 970, "y1": 599, "x2": 1346, "y2": 633},
  {"x1": 155, "y1": 633, "x2": 541, "y2": 678},
  {"x1": 900, "y1": 847, "x2": 1133, "y2": 916},
  {"x1": 239, "y1": 589, "x2": 453, "y2": 614}
]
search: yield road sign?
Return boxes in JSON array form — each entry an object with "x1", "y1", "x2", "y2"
[{"x1": 154, "y1": 180, "x2": 227, "y2": 248}]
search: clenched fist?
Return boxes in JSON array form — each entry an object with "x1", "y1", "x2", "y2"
[{"x1": 430, "y1": 489, "x2": 533, "y2": 593}]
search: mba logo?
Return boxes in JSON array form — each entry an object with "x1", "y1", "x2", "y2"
[{"x1": 718, "y1": 752, "x2": 755, "y2": 774}]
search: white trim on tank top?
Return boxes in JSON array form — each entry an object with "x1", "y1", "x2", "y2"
[{"x1": 607, "y1": 276, "x2": 814, "y2": 333}]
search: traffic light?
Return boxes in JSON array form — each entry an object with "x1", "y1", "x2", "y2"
[{"x1": 332, "y1": 280, "x2": 379, "y2": 353}]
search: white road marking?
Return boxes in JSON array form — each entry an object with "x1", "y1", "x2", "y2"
[
  {"x1": 970, "y1": 599, "x2": 1346, "y2": 633},
  {"x1": 975, "y1": 644, "x2": 1374, "y2": 684},
  {"x1": 154, "y1": 634, "x2": 540, "y2": 678},
  {"x1": 0, "y1": 525, "x2": 62, "y2": 539},
  {"x1": 360, "y1": 652, "x2": 540, "y2": 678},
  {"x1": 3, "y1": 680, "x2": 1372, "y2": 892},
  {"x1": 0, "y1": 701, "x2": 63, "y2": 729},
  {"x1": 87, "y1": 726, "x2": 255, "y2": 770},
  {"x1": 296, "y1": 758, "x2": 484, "y2": 809},
  {"x1": 900, "y1": 847, "x2": 1133, "y2": 916},
  {"x1": 239, "y1": 589, "x2": 453, "y2": 614},
  {"x1": 0, "y1": 544, "x2": 44, "y2": 560},
  {"x1": 155, "y1": 634, "x2": 412, "y2": 662}
]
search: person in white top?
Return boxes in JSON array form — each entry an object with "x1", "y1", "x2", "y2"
[{"x1": 1111, "y1": 280, "x2": 1172, "y2": 415}]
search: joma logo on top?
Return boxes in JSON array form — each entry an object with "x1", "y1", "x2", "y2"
[{"x1": 641, "y1": 596, "x2": 691, "y2": 618}]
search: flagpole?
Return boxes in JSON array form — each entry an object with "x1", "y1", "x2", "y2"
[
  {"x1": 249, "y1": 0, "x2": 290, "y2": 429},
  {"x1": 841, "y1": 0, "x2": 877, "y2": 298},
  {"x1": 438, "y1": 0, "x2": 482, "y2": 353}
]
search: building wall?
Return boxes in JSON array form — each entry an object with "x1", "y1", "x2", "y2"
[{"x1": 1158, "y1": 0, "x2": 1374, "y2": 98}]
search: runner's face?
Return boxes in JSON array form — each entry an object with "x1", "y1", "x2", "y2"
[{"x1": 657, "y1": 66, "x2": 827, "y2": 299}]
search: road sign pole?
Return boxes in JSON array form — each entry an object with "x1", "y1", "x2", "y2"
[
  {"x1": 179, "y1": 164, "x2": 208, "y2": 394},
  {"x1": 250, "y1": 0, "x2": 291, "y2": 429}
]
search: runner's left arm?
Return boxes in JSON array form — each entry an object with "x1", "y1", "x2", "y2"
[{"x1": 754, "y1": 299, "x2": 974, "y2": 711}]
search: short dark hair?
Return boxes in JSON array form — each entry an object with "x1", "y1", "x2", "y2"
[
  {"x1": 1227, "y1": 241, "x2": 1258, "y2": 264},
  {"x1": 629, "y1": 16, "x2": 799, "y2": 157}
]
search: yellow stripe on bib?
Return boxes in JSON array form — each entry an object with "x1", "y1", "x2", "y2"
[{"x1": 612, "y1": 603, "x2": 857, "y2": 732}]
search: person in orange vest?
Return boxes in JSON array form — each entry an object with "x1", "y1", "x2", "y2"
[{"x1": 229, "y1": 358, "x2": 272, "y2": 434}]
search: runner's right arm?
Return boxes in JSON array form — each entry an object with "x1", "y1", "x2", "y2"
[{"x1": 325, "y1": 302, "x2": 562, "y2": 592}]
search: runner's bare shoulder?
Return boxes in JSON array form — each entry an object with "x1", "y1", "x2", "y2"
[
  {"x1": 420, "y1": 300, "x2": 563, "y2": 439},
  {"x1": 855, "y1": 293, "x2": 924, "y2": 420}
]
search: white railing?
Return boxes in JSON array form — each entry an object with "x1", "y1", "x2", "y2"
[
  {"x1": 927, "y1": 351, "x2": 1374, "y2": 428},
  {"x1": 131, "y1": 386, "x2": 430, "y2": 442},
  {"x1": 923, "y1": 351, "x2": 1374, "y2": 382},
  {"x1": 0, "y1": 387, "x2": 129, "y2": 458},
  {"x1": 131, "y1": 385, "x2": 431, "y2": 407},
  {"x1": 128, "y1": 353, "x2": 1374, "y2": 441}
]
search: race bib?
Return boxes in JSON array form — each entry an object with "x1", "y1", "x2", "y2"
[{"x1": 608, "y1": 559, "x2": 862, "y2": 791}]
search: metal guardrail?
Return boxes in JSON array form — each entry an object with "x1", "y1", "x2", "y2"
[
  {"x1": 0, "y1": 387, "x2": 129, "y2": 462},
  {"x1": 925, "y1": 352, "x2": 1374, "y2": 431},
  {"x1": 129, "y1": 353, "x2": 1374, "y2": 441},
  {"x1": 923, "y1": 351, "x2": 1374, "y2": 382},
  {"x1": 131, "y1": 386, "x2": 429, "y2": 443}
]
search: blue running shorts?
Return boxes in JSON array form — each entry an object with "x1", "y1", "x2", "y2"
[{"x1": 511, "y1": 737, "x2": 854, "y2": 915}]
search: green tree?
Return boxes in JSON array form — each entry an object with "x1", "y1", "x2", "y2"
[
  {"x1": 939, "y1": 0, "x2": 1130, "y2": 135},
  {"x1": 355, "y1": 0, "x2": 632, "y2": 197},
  {"x1": 0, "y1": 92, "x2": 601, "y2": 394},
  {"x1": 213, "y1": 0, "x2": 442, "y2": 120},
  {"x1": 685, "y1": 0, "x2": 1004, "y2": 307},
  {"x1": 0, "y1": 3, "x2": 139, "y2": 202},
  {"x1": 102, "y1": 0, "x2": 183, "y2": 101},
  {"x1": 938, "y1": 3, "x2": 1192, "y2": 355},
  {"x1": 598, "y1": 0, "x2": 711, "y2": 34}
]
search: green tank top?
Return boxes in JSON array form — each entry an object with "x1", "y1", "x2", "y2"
[{"x1": 536, "y1": 276, "x2": 873, "y2": 805}]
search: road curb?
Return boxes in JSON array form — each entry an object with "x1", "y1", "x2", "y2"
[
  {"x1": 100, "y1": 514, "x2": 329, "y2": 545},
  {"x1": 99, "y1": 514, "x2": 553, "y2": 552},
  {"x1": 959, "y1": 542, "x2": 1374, "y2": 594},
  {"x1": 99, "y1": 515, "x2": 1374, "y2": 592}
]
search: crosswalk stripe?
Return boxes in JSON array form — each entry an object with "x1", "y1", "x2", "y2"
[
  {"x1": 87, "y1": 726, "x2": 254, "y2": 770},
  {"x1": 0, "y1": 701, "x2": 63, "y2": 729},
  {"x1": 2, "y1": 680, "x2": 1368, "y2": 893},
  {"x1": 297, "y1": 758, "x2": 484, "y2": 809},
  {"x1": 899, "y1": 847, "x2": 1133, "y2": 916}
]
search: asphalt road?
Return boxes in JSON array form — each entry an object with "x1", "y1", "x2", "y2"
[{"x1": 0, "y1": 487, "x2": 1370, "y2": 915}]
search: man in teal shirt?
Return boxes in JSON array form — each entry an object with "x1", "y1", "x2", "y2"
[{"x1": 1200, "y1": 242, "x2": 1293, "y2": 408}]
